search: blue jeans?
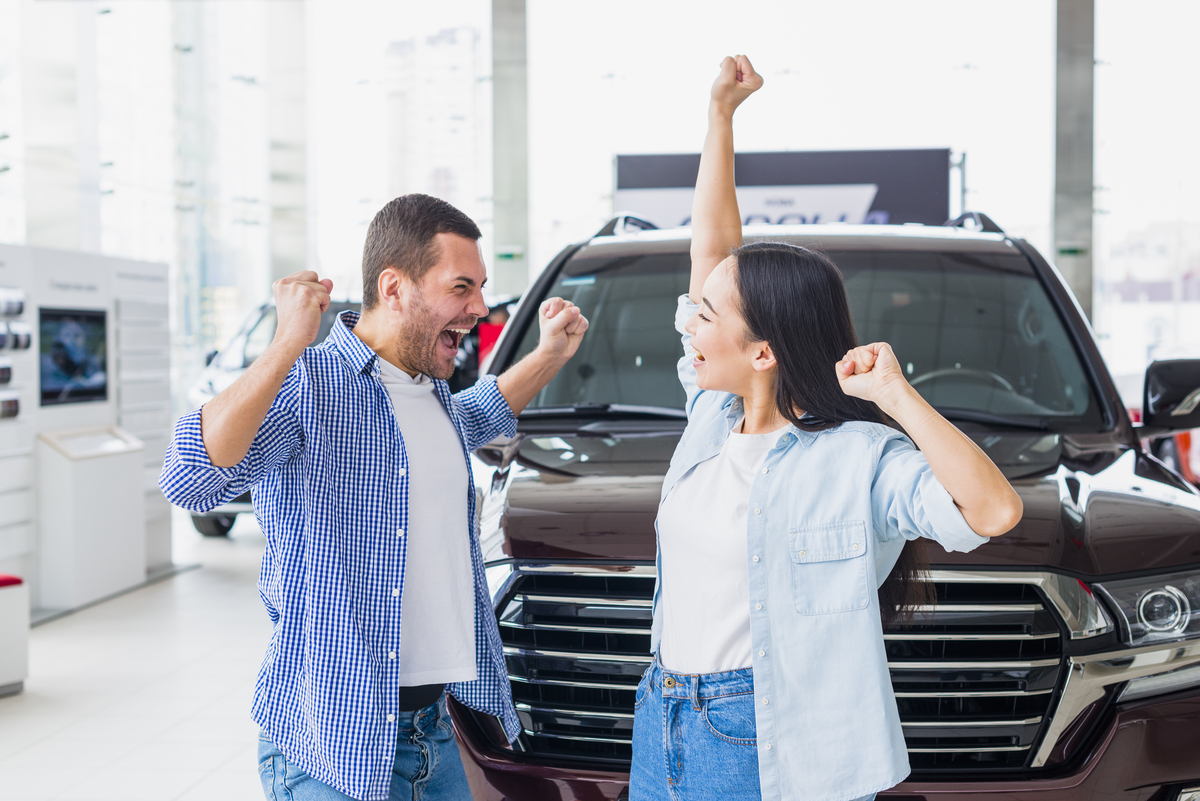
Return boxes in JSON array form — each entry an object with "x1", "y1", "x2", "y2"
[
  {"x1": 630, "y1": 659, "x2": 876, "y2": 801},
  {"x1": 257, "y1": 694, "x2": 471, "y2": 801}
]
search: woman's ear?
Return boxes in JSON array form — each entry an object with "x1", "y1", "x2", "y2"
[{"x1": 751, "y1": 341, "x2": 777, "y2": 373}]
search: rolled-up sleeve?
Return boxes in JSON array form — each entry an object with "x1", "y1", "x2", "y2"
[
  {"x1": 159, "y1": 366, "x2": 304, "y2": 512},
  {"x1": 871, "y1": 434, "x2": 990, "y2": 553},
  {"x1": 675, "y1": 294, "x2": 705, "y2": 416},
  {"x1": 453, "y1": 374, "x2": 518, "y2": 451}
]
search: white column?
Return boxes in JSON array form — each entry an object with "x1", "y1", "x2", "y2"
[
  {"x1": 1054, "y1": 0, "x2": 1095, "y2": 319},
  {"x1": 267, "y1": 1, "x2": 308, "y2": 282},
  {"x1": 492, "y1": 0, "x2": 529, "y2": 295},
  {"x1": 20, "y1": 0, "x2": 101, "y2": 251}
]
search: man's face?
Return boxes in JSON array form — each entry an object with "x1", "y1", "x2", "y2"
[{"x1": 395, "y1": 233, "x2": 490, "y2": 380}]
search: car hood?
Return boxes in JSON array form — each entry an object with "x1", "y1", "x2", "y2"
[{"x1": 476, "y1": 426, "x2": 1200, "y2": 576}]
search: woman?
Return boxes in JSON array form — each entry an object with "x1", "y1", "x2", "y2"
[{"x1": 628, "y1": 55, "x2": 1023, "y2": 801}]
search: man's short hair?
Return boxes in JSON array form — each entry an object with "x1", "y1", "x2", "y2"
[{"x1": 361, "y1": 194, "x2": 482, "y2": 310}]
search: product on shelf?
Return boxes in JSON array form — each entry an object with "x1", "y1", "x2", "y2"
[
  {"x1": 0, "y1": 288, "x2": 24, "y2": 317},
  {"x1": 0, "y1": 389, "x2": 17, "y2": 419}
]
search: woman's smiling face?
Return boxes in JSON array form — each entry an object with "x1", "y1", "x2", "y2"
[{"x1": 685, "y1": 256, "x2": 761, "y2": 394}]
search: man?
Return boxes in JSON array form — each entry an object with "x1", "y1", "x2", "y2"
[{"x1": 160, "y1": 194, "x2": 588, "y2": 800}]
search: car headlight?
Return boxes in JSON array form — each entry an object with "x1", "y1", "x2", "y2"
[{"x1": 1094, "y1": 569, "x2": 1200, "y2": 647}]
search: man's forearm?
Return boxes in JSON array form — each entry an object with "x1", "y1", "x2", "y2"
[
  {"x1": 495, "y1": 348, "x2": 567, "y2": 417},
  {"x1": 200, "y1": 340, "x2": 304, "y2": 467}
]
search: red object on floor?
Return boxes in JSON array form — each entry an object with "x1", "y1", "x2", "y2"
[
  {"x1": 0, "y1": 575, "x2": 22, "y2": 588},
  {"x1": 478, "y1": 323, "x2": 504, "y2": 363}
]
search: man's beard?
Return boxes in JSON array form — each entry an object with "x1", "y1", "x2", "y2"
[{"x1": 394, "y1": 291, "x2": 458, "y2": 380}]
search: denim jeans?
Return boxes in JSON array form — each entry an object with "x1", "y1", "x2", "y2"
[
  {"x1": 257, "y1": 694, "x2": 471, "y2": 801},
  {"x1": 630, "y1": 659, "x2": 876, "y2": 801}
]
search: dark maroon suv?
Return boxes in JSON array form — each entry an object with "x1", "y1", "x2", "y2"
[{"x1": 451, "y1": 217, "x2": 1200, "y2": 801}]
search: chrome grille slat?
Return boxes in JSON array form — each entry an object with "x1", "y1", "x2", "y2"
[
  {"x1": 911, "y1": 603, "x2": 1043, "y2": 613},
  {"x1": 902, "y1": 717, "x2": 1042, "y2": 728},
  {"x1": 887, "y1": 659, "x2": 1060, "y2": 670},
  {"x1": 501, "y1": 621, "x2": 651, "y2": 636},
  {"x1": 894, "y1": 689, "x2": 1054, "y2": 698},
  {"x1": 883, "y1": 632, "x2": 1058, "y2": 641},
  {"x1": 908, "y1": 745, "x2": 1032, "y2": 754},
  {"x1": 496, "y1": 569, "x2": 1066, "y2": 771}
]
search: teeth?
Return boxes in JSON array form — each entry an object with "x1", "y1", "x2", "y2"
[{"x1": 447, "y1": 328, "x2": 470, "y2": 335}]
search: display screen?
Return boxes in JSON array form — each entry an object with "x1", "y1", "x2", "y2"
[{"x1": 40, "y1": 308, "x2": 108, "y2": 406}]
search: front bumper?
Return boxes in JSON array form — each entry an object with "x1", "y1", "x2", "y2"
[{"x1": 451, "y1": 688, "x2": 1200, "y2": 801}]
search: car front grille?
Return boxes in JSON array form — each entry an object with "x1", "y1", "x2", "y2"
[{"x1": 495, "y1": 567, "x2": 1065, "y2": 773}]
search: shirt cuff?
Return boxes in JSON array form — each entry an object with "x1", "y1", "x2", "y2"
[
  {"x1": 473, "y1": 374, "x2": 518, "y2": 439},
  {"x1": 675, "y1": 294, "x2": 698, "y2": 336},
  {"x1": 168, "y1": 406, "x2": 248, "y2": 480}
]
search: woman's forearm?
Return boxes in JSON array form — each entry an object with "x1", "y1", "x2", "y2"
[
  {"x1": 689, "y1": 55, "x2": 762, "y2": 303},
  {"x1": 879, "y1": 385, "x2": 1023, "y2": 537},
  {"x1": 689, "y1": 107, "x2": 742, "y2": 302}
]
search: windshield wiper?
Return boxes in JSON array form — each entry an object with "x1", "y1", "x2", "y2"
[
  {"x1": 934, "y1": 407, "x2": 1050, "y2": 431},
  {"x1": 519, "y1": 403, "x2": 686, "y2": 419}
]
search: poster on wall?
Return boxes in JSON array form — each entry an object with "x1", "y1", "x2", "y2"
[
  {"x1": 39, "y1": 308, "x2": 108, "y2": 406},
  {"x1": 613, "y1": 149, "x2": 950, "y2": 229}
]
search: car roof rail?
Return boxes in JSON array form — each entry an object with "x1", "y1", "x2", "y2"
[
  {"x1": 594, "y1": 213, "x2": 659, "y2": 237},
  {"x1": 943, "y1": 211, "x2": 1005, "y2": 234}
]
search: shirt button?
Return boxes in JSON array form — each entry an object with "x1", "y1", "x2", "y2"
[
  {"x1": 752, "y1": 555, "x2": 760, "y2": 562},
  {"x1": 392, "y1": 588, "x2": 400, "y2": 597},
  {"x1": 389, "y1": 651, "x2": 396, "y2": 659},
  {"x1": 398, "y1": 468, "x2": 407, "y2": 477},
  {"x1": 754, "y1": 508, "x2": 761, "y2": 515},
  {"x1": 387, "y1": 714, "x2": 395, "y2": 722},
  {"x1": 755, "y1": 603, "x2": 763, "y2": 610},
  {"x1": 762, "y1": 467, "x2": 769, "y2": 474},
  {"x1": 852, "y1": 543, "x2": 860, "y2": 551},
  {"x1": 762, "y1": 697, "x2": 769, "y2": 705},
  {"x1": 799, "y1": 549, "x2": 807, "y2": 557},
  {"x1": 397, "y1": 528, "x2": 405, "y2": 538},
  {"x1": 759, "y1": 649, "x2": 766, "y2": 657},
  {"x1": 765, "y1": 743, "x2": 772, "y2": 750}
]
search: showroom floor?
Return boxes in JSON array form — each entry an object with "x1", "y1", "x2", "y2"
[{"x1": 0, "y1": 511, "x2": 271, "y2": 801}]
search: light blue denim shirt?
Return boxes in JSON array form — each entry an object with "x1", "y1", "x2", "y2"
[{"x1": 651, "y1": 295, "x2": 991, "y2": 801}]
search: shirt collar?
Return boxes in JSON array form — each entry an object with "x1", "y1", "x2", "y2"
[{"x1": 329, "y1": 310, "x2": 380, "y2": 376}]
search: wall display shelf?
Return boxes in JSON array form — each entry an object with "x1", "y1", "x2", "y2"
[{"x1": 0, "y1": 245, "x2": 172, "y2": 611}]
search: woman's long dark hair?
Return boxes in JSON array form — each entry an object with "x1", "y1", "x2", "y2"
[{"x1": 732, "y1": 241, "x2": 933, "y2": 627}]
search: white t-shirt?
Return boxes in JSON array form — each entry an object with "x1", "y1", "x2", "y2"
[
  {"x1": 658, "y1": 418, "x2": 787, "y2": 674},
  {"x1": 377, "y1": 358, "x2": 477, "y2": 686}
]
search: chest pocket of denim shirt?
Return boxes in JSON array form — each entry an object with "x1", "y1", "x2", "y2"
[{"x1": 789, "y1": 521, "x2": 870, "y2": 615}]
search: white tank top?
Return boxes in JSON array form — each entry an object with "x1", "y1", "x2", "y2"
[{"x1": 657, "y1": 418, "x2": 786, "y2": 673}]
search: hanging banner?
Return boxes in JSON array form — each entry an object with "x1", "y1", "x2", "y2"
[{"x1": 613, "y1": 149, "x2": 950, "y2": 228}]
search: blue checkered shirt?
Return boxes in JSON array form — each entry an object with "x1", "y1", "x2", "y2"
[{"x1": 159, "y1": 310, "x2": 520, "y2": 800}]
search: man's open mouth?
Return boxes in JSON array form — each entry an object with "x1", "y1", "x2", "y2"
[{"x1": 439, "y1": 327, "x2": 472, "y2": 352}]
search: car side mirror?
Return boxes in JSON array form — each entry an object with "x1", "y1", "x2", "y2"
[
  {"x1": 1143, "y1": 359, "x2": 1200, "y2": 435},
  {"x1": 204, "y1": 349, "x2": 218, "y2": 366}
]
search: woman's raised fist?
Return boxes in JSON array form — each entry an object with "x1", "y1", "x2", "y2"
[{"x1": 710, "y1": 54, "x2": 763, "y2": 116}]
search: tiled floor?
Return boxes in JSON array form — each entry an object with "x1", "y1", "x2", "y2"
[{"x1": 0, "y1": 510, "x2": 273, "y2": 800}]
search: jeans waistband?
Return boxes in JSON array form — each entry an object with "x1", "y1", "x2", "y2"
[
  {"x1": 394, "y1": 692, "x2": 446, "y2": 734},
  {"x1": 647, "y1": 657, "x2": 754, "y2": 701}
]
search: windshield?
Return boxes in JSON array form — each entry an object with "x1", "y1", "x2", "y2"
[{"x1": 506, "y1": 246, "x2": 1103, "y2": 430}]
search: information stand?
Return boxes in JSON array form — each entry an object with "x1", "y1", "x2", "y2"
[{"x1": 36, "y1": 426, "x2": 145, "y2": 609}]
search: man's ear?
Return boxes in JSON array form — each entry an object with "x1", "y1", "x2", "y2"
[
  {"x1": 751, "y1": 340, "x2": 777, "y2": 373},
  {"x1": 377, "y1": 267, "x2": 405, "y2": 312}
]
